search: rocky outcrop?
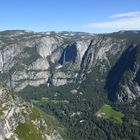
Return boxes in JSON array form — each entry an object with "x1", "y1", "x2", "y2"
[{"x1": 0, "y1": 84, "x2": 63, "y2": 140}]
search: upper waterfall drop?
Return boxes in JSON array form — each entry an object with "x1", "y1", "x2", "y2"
[{"x1": 63, "y1": 49, "x2": 66, "y2": 65}]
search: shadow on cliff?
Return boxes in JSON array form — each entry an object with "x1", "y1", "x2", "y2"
[
  {"x1": 104, "y1": 44, "x2": 138, "y2": 102},
  {"x1": 59, "y1": 44, "x2": 77, "y2": 65}
]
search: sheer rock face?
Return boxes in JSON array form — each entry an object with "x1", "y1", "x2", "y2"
[
  {"x1": 36, "y1": 36, "x2": 64, "y2": 58},
  {"x1": 0, "y1": 31, "x2": 93, "y2": 91},
  {"x1": 0, "y1": 30, "x2": 140, "y2": 103}
]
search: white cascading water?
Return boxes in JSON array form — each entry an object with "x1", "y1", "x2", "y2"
[{"x1": 63, "y1": 50, "x2": 66, "y2": 64}]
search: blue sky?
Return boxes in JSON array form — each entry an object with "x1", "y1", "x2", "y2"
[{"x1": 0, "y1": 0, "x2": 140, "y2": 33}]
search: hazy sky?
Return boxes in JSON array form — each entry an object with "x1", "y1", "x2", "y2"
[{"x1": 0, "y1": 0, "x2": 140, "y2": 33}]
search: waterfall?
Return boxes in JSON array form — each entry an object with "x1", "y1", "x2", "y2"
[
  {"x1": 63, "y1": 50, "x2": 66, "y2": 64},
  {"x1": 56, "y1": 49, "x2": 66, "y2": 69}
]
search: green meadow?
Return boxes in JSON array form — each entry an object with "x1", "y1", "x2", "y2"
[{"x1": 96, "y1": 104, "x2": 124, "y2": 124}]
